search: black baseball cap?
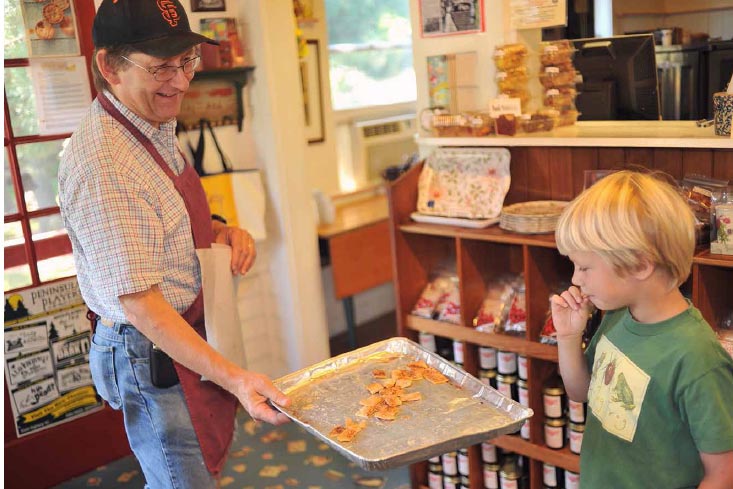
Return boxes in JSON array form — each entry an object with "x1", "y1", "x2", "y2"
[{"x1": 92, "y1": 0, "x2": 218, "y2": 58}]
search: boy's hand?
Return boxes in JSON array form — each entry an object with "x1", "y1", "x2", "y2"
[{"x1": 551, "y1": 286, "x2": 594, "y2": 339}]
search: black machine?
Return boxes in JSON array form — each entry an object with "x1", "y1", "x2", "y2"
[{"x1": 572, "y1": 34, "x2": 661, "y2": 120}]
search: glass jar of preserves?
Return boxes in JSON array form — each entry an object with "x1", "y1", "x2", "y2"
[
  {"x1": 568, "y1": 399, "x2": 587, "y2": 424},
  {"x1": 442, "y1": 451, "x2": 458, "y2": 476},
  {"x1": 482, "y1": 441, "x2": 499, "y2": 464},
  {"x1": 428, "y1": 462, "x2": 443, "y2": 489},
  {"x1": 497, "y1": 350, "x2": 518, "y2": 375},
  {"x1": 517, "y1": 354, "x2": 528, "y2": 380},
  {"x1": 517, "y1": 378, "x2": 529, "y2": 407},
  {"x1": 543, "y1": 382, "x2": 566, "y2": 419},
  {"x1": 479, "y1": 346, "x2": 498, "y2": 370},
  {"x1": 484, "y1": 462, "x2": 501, "y2": 489},
  {"x1": 544, "y1": 417, "x2": 567, "y2": 449},
  {"x1": 496, "y1": 374, "x2": 518, "y2": 402},
  {"x1": 542, "y1": 463, "x2": 564, "y2": 488},
  {"x1": 569, "y1": 421, "x2": 585, "y2": 454},
  {"x1": 457, "y1": 448, "x2": 469, "y2": 476},
  {"x1": 499, "y1": 461, "x2": 521, "y2": 489}
]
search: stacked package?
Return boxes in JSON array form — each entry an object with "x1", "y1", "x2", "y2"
[
  {"x1": 538, "y1": 40, "x2": 580, "y2": 127},
  {"x1": 492, "y1": 43, "x2": 529, "y2": 135}
]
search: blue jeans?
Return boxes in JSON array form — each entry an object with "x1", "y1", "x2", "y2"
[{"x1": 89, "y1": 321, "x2": 217, "y2": 489}]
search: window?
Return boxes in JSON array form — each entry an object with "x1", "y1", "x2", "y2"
[
  {"x1": 3, "y1": 0, "x2": 94, "y2": 292},
  {"x1": 324, "y1": 0, "x2": 416, "y2": 111}
]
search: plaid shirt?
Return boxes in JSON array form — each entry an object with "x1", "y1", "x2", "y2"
[{"x1": 59, "y1": 91, "x2": 200, "y2": 321}]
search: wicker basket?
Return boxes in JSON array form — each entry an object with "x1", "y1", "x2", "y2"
[{"x1": 499, "y1": 200, "x2": 569, "y2": 234}]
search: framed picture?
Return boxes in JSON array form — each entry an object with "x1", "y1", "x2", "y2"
[
  {"x1": 190, "y1": 0, "x2": 226, "y2": 12},
  {"x1": 20, "y1": 0, "x2": 81, "y2": 57},
  {"x1": 419, "y1": 0, "x2": 484, "y2": 38},
  {"x1": 300, "y1": 39, "x2": 325, "y2": 144}
]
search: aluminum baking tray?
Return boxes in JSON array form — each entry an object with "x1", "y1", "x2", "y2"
[{"x1": 273, "y1": 337, "x2": 533, "y2": 471}]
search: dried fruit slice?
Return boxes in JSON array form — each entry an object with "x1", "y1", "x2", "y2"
[
  {"x1": 424, "y1": 367, "x2": 449, "y2": 384},
  {"x1": 366, "y1": 382, "x2": 384, "y2": 394},
  {"x1": 372, "y1": 369, "x2": 387, "y2": 379},
  {"x1": 400, "y1": 391, "x2": 423, "y2": 402}
]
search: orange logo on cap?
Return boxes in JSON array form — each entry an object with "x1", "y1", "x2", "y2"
[{"x1": 157, "y1": 0, "x2": 179, "y2": 27}]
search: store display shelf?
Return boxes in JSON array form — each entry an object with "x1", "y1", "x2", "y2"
[
  {"x1": 406, "y1": 316, "x2": 559, "y2": 362},
  {"x1": 399, "y1": 222, "x2": 558, "y2": 248},
  {"x1": 493, "y1": 435, "x2": 580, "y2": 473},
  {"x1": 693, "y1": 250, "x2": 733, "y2": 268}
]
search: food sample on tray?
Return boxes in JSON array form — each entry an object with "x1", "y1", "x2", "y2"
[{"x1": 273, "y1": 338, "x2": 532, "y2": 470}]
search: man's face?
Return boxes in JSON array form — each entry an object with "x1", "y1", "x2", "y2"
[{"x1": 111, "y1": 49, "x2": 197, "y2": 127}]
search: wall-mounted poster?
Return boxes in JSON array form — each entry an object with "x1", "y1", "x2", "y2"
[
  {"x1": 510, "y1": 0, "x2": 567, "y2": 30},
  {"x1": 427, "y1": 51, "x2": 479, "y2": 112},
  {"x1": 4, "y1": 278, "x2": 103, "y2": 437},
  {"x1": 20, "y1": 0, "x2": 80, "y2": 57},
  {"x1": 419, "y1": 0, "x2": 484, "y2": 37}
]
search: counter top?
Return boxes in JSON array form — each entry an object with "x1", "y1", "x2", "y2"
[
  {"x1": 418, "y1": 121, "x2": 732, "y2": 149},
  {"x1": 317, "y1": 194, "x2": 389, "y2": 239}
]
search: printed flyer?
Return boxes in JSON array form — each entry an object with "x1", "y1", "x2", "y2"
[{"x1": 4, "y1": 278, "x2": 102, "y2": 437}]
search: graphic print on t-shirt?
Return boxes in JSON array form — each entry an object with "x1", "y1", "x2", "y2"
[{"x1": 588, "y1": 335, "x2": 650, "y2": 442}]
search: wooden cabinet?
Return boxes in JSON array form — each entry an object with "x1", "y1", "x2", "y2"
[{"x1": 386, "y1": 145, "x2": 733, "y2": 489}]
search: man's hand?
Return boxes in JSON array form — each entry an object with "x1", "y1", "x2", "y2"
[
  {"x1": 230, "y1": 371, "x2": 291, "y2": 425},
  {"x1": 212, "y1": 223, "x2": 256, "y2": 275}
]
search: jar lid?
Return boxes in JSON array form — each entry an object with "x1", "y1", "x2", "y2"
[
  {"x1": 458, "y1": 448, "x2": 468, "y2": 454},
  {"x1": 484, "y1": 462, "x2": 501, "y2": 471},
  {"x1": 545, "y1": 417, "x2": 567, "y2": 427},
  {"x1": 543, "y1": 384, "x2": 566, "y2": 395},
  {"x1": 497, "y1": 374, "x2": 518, "y2": 383},
  {"x1": 569, "y1": 422, "x2": 586, "y2": 432},
  {"x1": 428, "y1": 463, "x2": 443, "y2": 471},
  {"x1": 480, "y1": 368, "x2": 498, "y2": 379},
  {"x1": 500, "y1": 467, "x2": 521, "y2": 479},
  {"x1": 517, "y1": 378, "x2": 528, "y2": 388}
]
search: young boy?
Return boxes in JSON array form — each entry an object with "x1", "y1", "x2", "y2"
[{"x1": 551, "y1": 170, "x2": 733, "y2": 488}]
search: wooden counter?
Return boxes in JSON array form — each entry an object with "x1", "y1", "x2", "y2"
[{"x1": 419, "y1": 121, "x2": 732, "y2": 149}]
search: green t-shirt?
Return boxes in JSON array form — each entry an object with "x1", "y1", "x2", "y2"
[{"x1": 581, "y1": 304, "x2": 733, "y2": 489}]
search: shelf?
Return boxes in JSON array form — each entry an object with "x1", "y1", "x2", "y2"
[
  {"x1": 400, "y1": 222, "x2": 557, "y2": 248},
  {"x1": 493, "y1": 435, "x2": 580, "y2": 473},
  {"x1": 406, "y1": 316, "x2": 559, "y2": 362},
  {"x1": 693, "y1": 250, "x2": 733, "y2": 268}
]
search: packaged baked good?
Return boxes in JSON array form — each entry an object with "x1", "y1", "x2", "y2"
[
  {"x1": 540, "y1": 40, "x2": 575, "y2": 67},
  {"x1": 493, "y1": 43, "x2": 528, "y2": 71},
  {"x1": 468, "y1": 113, "x2": 495, "y2": 136},
  {"x1": 432, "y1": 114, "x2": 471, "y2": 137},
  {"x1": 519, "y1": 112, "x2": 557, "y2": 133},
  {"x1": 539, "y1": 67, "x2": 578, "y2": 89},
  {"x1": 497, "y1": 69, "x2": 529, "y2": 92},
  {"x1": 432, "y1": 113, "x2": 494, "y2": 137},
  {"x1": 544, "y1": 88, "x2": 577, "y2": 110},
  {"x1": 496, "y1": 114, "x2": 517, "y2": 136}
]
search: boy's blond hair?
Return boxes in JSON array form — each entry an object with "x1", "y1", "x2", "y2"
[{"x1": 555, "y1": 170, "x2": 695, "y2": 287}]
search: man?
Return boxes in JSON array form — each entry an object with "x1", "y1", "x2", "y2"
[{"x1": 58, "y1": 1, "x2": 290, "y2": 487}]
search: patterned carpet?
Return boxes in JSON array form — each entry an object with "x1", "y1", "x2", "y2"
[{"x1": 52, "y1": 409, "x2": 411, "y2": 489}]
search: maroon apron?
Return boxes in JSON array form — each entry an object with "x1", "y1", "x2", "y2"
[{"x1": 98, "y1": 93, "x2": 237, "y2": 476}]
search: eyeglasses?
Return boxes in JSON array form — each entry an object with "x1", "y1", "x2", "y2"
[{"x1": 120, "y1": 55, "x2": 201, "y2": 82}]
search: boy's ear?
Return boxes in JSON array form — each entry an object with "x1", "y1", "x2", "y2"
[{"x1": 631, "y1": 259, "x2": 655, "y2": 281}]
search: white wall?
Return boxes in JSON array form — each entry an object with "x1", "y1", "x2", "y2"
[{"x1": 613, "y1": 0, "x2": 733, "y2": 38}]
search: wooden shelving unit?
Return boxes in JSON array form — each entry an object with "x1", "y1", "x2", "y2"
[{"x1": 387, "y1": 150, "x2": 733, "y2": 489}]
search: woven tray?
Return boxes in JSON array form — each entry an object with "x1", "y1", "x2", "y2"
[{"x1": 499, "y1": 200, "x2": 569, "y2": 234}]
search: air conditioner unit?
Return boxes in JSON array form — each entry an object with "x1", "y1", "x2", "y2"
[{"x1": 349, "y1": 113, "x2": 417, "y2": 188}]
